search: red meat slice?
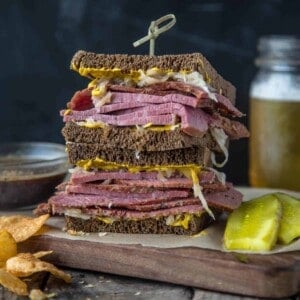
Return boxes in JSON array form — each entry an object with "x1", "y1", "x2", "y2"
[{"x1": 67, "y1": 89, "x2": 93, "y2": 111}]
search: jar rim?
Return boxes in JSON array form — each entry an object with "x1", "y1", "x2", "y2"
[
  {"x1": 256, "y1": 35, "x2": 300, "y2": 67},
  {"x1": 258, "y1": 35, "x2": 300, "y2": 51}
]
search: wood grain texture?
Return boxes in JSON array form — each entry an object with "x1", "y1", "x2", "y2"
[{"x1": 18, "y1": 235, "x2": 300, "y2": 299}]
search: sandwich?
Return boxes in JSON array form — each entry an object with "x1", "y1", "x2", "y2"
[{"x1": 35, "y1": 51, "x2": 249, "y2": 235}]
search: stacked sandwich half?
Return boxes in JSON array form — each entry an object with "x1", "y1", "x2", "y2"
[{"x1": 36, "y1": 51, "x2": 249, "y2": 235}]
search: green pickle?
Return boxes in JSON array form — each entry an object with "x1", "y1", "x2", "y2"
[
  {"x1": 274, "y1": 193, "x2": 300, "y2": 244},
  {"x1": 224, "y1": 194, "x2": 282, "y2": 251}
]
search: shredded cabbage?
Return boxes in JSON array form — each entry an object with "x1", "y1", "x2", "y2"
[
  {"x1": 164, "y1": 169, "x2": 174, "y2": 178},
  {"x1": 135, "y1": 125, "x2": 145, "y2": 132},
  {"x1": 68, "y1": 166, "x2": 90, "y2": 174},
  {"x1": 210, "y1": 128, "x2": 229, "y2": 168},
  {"x1": 76, "y1": 118, "x2": 107, "y2": 129},
  {"x1": 135, "y1": 151, "x2": 141, "y2": 160},
  {"x1": 91, "y1": 79, "x2": 110, "y2": 107},
  {"x1": 190, "y1": 169, "x2": 215, "y2": 219},
  {"x1": 102, "y1": 179, "x2": 112, "y2": 185},
  {"x1": 206, "y1": 167, "x2": 226, "y2": 185},
  {"x1": 65, "y1": 209, "x2": 90, "y2": 220},
  {"x1": 172, "y1": 72, "x2": 217, "y2": 102},
  {"x1": 166, "y1": 215, "x2": 175, "y2": 225},
  {"x1": 89, "y1": 70, "x2": 218, "y2": 107},
  {"x1": 95, "y1": 91, "x2": 112, "y2": 108},
  {"x1": 137, "y1": 70, "x2": 169, "y2": 86},
  {"x1": 157, "y1": 171, "x2": 167, "y2": 182},
  {"x1": 137, "y1": 70, "x2": 217, "y2": 102},
  {"x1": 143, "y1": 123, "x2": 153, "y2": 129}
]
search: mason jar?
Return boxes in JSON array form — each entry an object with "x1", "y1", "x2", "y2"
[{"x1": 249, "y1": 35, "x2": 300, "y2": 191}]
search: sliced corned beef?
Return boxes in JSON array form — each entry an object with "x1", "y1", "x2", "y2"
[
  {"x1": 108, "y1": 92, "x2": 210, "y2": 109},
  {"x1": 121, "y1": 185, "x2": 242, "y2": 212},
  {"x1": 70, "y1": 170, "x2": 160, "y2": 184},
  {"x1": 126, "y1": 198, "x2": 200, "y2": 211},
  {"x1": 63, "y1": 103, "x2": 210, "y2": 137},
  {"x1": 63, "y1": 100, "x2": 248, "y2": 139},
  {"x1": 210, "y1": 114, "x2": 250, "y2": 140},
  {"x1": 48, "y1": 189, "x2": 189, "y2": 207},
  {"x1": 109, "y1": 82, "x2": 243, "y2": 117},
  {"x1": 67, "y1": 88, "x2": 93, "y2": 111},
  {"x1": 108, "y1": 82, "x2": 209, "y2": 100},
  {"x1": 70, "y1": 170, "x2": 216, "y2": 185},
  {"x1": 35, "y1": 184, "x2": 242, "y2": 217},
  {"x1": 65, "y1": 184, "x2": 189, "y2": 198},
  {"x1": 80, "y1": 204, "x2": 204, "y2": 219}
]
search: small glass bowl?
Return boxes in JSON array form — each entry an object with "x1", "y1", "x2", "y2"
[{"x1": 0, "y1": 142, "x2": 68, "y2": 209}]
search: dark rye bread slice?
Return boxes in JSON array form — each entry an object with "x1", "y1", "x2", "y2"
[
  {"x1": 65, "y1": 211, "x2": 219, "y2": 235},
  {"x1": 71, "y1": 50, "x2": 236, "y2": 103},
  {"x1": 62, "y1": 122, "x2": 221, "y2": 152},
  {"x1": 66, "y1": 142, "x2": 211, "y2": 166}
]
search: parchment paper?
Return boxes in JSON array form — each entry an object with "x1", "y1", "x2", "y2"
[{"x1": 1, "y1": 187, "x2": 300, "y2": 254}]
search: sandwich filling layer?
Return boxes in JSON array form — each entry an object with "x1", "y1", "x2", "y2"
[
  {"x1": 70, "y1": 51, "x2": 237, "y2": 101},
  {"x1": 35, "y1": 167, "x2": 243, "y2": 232},
  {"x1": 35, "y1": 51, "x2": 248, "y2": 235}
]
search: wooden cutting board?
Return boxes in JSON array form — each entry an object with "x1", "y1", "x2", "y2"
[
  {"x1": 13, "y1": 188, "x2": 300, "y2": 298},
  {"x1": 19, "y1": 235, "x2": 299, "y2": 298}
]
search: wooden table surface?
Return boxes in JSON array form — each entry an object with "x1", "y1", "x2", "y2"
[{"x1": 1, "y1": 267, "x2": 299, "y2": 300}]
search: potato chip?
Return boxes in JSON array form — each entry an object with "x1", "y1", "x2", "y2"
[
  {"x1": 0, "y1": 214, "x2": 49, "y2": 242},
  {"x1": 0, "y1": 230, "x2": 17, "y2": 267},
  {"x1": 0, "y1": 268, "x2": 28, "y2": 296},
  {"x1": 34, "y1": 224, "x2": 51, "y2": 236},
  {"x1": 29, "y1": 288, "x2": 56, "y2": 300},
  {"x1": 33, "y1": 251, "x2": 53, "y2": 259},
  {"x1": 6, "y1": 253, "x2": 72, "y2": 283}
]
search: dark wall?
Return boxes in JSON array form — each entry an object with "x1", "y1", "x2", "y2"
[{"x1": 1, "y1": 0, "x2": 299, "y2": 184}]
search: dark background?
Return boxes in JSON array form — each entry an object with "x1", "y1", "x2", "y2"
[{"x1": 1, "y1": 0, "x2": 299, "y2": 184}]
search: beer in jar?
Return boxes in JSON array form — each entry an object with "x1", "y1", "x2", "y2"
[{"x1": 249, "y1": 36, "x2": 300, "y2": 191}]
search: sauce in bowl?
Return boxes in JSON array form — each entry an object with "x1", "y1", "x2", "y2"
[{"x1": 0, "y1": 143, "x2": 68, "y2": 209}]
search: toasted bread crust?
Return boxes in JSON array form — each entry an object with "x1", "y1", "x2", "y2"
[
  {"x1": 71, "y1": 50, "x2": 236, "y2": 102},
  {"x1": 62, "y1": 122, "x2": 220, "y2": 152},
  {"x1": 66, "y1": 142, "x2": 212, "y2": 167}
]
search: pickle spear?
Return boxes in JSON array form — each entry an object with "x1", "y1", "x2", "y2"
[
  {"x1": 224, "y1": 194, "x2": 282, "y2": 251},
  {"x1": 274, "y1": 193, "x2": 300, "y2": 244}
]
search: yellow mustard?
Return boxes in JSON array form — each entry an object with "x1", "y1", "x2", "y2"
[
  {"x1": 77, "y1": 120, "x2": 180, "y2": 131},
  {"x1": 97, "y1": 216, "x2": 115, "y2": 224},
  {"x1": 95, "y1": 213, "x2": 201, "y2": 230},
  {"x1": 72, "y1": 63, "x2": 192, "y2": 81},
  {"x1": 76, "y1": 157, "x2": 201, "y2": 175}
]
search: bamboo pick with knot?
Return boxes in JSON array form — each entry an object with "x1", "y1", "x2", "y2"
[{"x1": 133, "y1": 14, "x2": 176, "y2": 56}]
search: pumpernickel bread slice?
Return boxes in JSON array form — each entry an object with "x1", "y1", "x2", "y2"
[
  {"x1": 62, "y1": 122, "x2": 220, "y2": 152},
  {"x1": 71, "y1": 51, "x2": 236, "y2": 103},
  {"x1": 66, "y1": 142, "x2": 212, "y2": 166},
  {"x1": 65, "y1": 212, "x2": 219, "y2": 235}
]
